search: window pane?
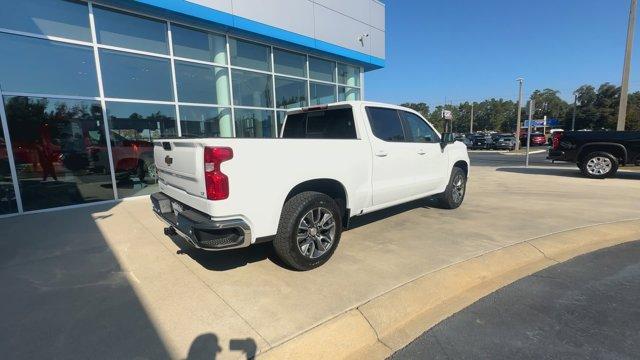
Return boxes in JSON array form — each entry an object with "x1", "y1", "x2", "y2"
[
  {"x1": 275, "y1": 77, "x2": 307, "y2": 109},
  {"x1": 0, "y1": 0, "x2": 91, "y2": 41},
  {"x1": 229, "y1": 38, "x2": 271, "y2": 71},
  {"x1": 106, "y1": 102, "x2": 176, "y2": 198},
  {"x1": 338, "y1": 86, "x2": 361, "y2": 101},
  {"x1": 282, "y1": 108, "x2": 356, "y2": 139},
  {"x1": 0, "y1": 33, "x2": 98, "y2": 96},
  {"x1": 274, "y1": 49, "x2": 306, "y2": 77},
  {"x1": 100, "y1": 49, "x2": 173, "y2": 101},
  {"x1": 4, "y1": 96, "x2": 114, "y2": 211},
  {"x1": 93, "y1": 6, "x2": 168, "y2": 54},
  {"x1": 338, "y1": 63, "x2": 360, "y2": 86},
  {"x1": 400, "y1": 111, "x2": 439, "y2": 142},
  {"x1": 309, "y1": 57, "x2": 335, "y2": 82},
  {"x1": 175, "y1": 61, "x2": 230, "y2": 105},
  {"x1": 309, "y1": 82, "x2": 336, "y2": 105},
  {"x1": 231, "y1": 70, "x2": 272, "y2": 107},
  {"x1": 234, "y1": 109, "x2": 274, "y2": 138},
  {"x1": 0, "y1": 122, "x2": 17, "y2": 214},
  {"x1": 366, "y1": 107, "x2": 404, "y2": 142},
  {"x1": 171, "y1": 24, "x2": 227, "y2": 64},
  {"x1": 179, "y1": 106, "x2": 232, "y2": 138}
]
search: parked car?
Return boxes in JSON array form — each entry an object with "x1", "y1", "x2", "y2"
[
  {"x1": 455, "y1": 134, "x2": 473, "y2": 147},
  {"x1": 548, "y1": 130, "x2": 640, "y2": 178},
  {"x1": 520, "y1": 132, "x2": 547, "y2": 146},
  {"x1": 152, "y1": 101, "x2": 470, "y2": 270},
  {"x1": 471, "y1": 134, "x2": 492, "y2": 150},
  {"x1": 492, "y1": 135, "x2": 516, "y2": 150}
]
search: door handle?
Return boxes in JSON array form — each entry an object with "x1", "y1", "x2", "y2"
[
  {"x1": 417, "y1": 150, "x2": 427, "y2": 155},
  {"x1": 375, "y1": 150, "x2": 388, "y2": 157}
]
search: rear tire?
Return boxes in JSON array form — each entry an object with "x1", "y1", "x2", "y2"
[
  {"x1": 437, "y1": 167, "x2": 467, "y2": 209},
  {"x1": 579, "y1": 151, "x2": 618, "y2": 179},
  {"x1": 273, "y1": 191, "x2": 342, "y2": 271}
]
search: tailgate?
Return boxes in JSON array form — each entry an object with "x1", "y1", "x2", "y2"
[{"x1": 154, "y1": 140, "x2": 204, "y2": 198}]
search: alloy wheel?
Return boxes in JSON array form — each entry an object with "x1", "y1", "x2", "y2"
[
  {"x1": 296, "y1": 207, "x2": 336, "y2": 259},
  {"x1": 586, "y1": 157, "x2": 612, "y2": 176}
]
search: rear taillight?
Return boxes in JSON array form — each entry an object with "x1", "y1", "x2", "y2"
[
  {"x1": 552, "y1": 132, "x2": 563, "y2": 150},
  {"x1": 203, "y1": 146, "x2": 233, "y2": 200}
]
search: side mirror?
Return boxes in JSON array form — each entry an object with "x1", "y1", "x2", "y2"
[{"x1": 440, "y1": 133, "x2": 455, "y2": 149}]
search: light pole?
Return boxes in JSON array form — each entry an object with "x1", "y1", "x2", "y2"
[
  {"x1": 470, "y1": 103, "x2": 474, "y2": 133},
  {"x1": 526, "y1": 100, "x2": 534, "y2": 167},
  {"x1": 515, "y1": 78, "x2": 524, "y2": 151},
  {"x1": 571, "y1": 92, "x2": 578, "y2": 131},
  {"x1": 617, "y1": 0, "x2": 637, "y2": 131}
]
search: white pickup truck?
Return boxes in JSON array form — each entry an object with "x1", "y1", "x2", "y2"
[{"x1": 152, "y1": 101, "x2": 470, "y2": 270}]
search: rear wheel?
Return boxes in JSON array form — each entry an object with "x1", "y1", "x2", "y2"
[
  {"x1": 579, "y1": 152, "x2": 618, "y2": 179},
  {"x1": 273, "y1": 192, "x2": 342, "y2": 271},
  {"x1": 437, "y1": 167, "x2": 467, "y2": 209}
]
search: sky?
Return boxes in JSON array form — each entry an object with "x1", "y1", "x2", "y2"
[{"x1": 365, "y1": 0, "x2": 640, "y2": 106}]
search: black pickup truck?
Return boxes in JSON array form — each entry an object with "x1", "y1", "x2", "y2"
[{"x1": 548, "y1": 131, "x2": 640, "y2": 178}]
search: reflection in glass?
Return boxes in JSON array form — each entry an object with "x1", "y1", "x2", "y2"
[
  {"x1": 171, "y1": 24, "x2": 227, "y2": 64},
  {"x1": 234, "y1": 109, "x2": 274, "y2": 138},
  {"x1": 309, "y1": 57, "x2": 335, "y2": 82},
  {"x1": 231, "y1": 70, "x2": 272, "y2": 108},
  {"x1": 274, "y1": 49, "x2": 306, "y2": 77},
  {"x1": 0, "y1": 122, "x2": 17, "y2": 214},
  {"x1": 175, "y1": 61, "x2": 230, "y2": 105},
  {"x1": 0, "y1": 0, "x2": 91, "y2": 41},
  {"x1": 0, "y1": 33, "x2": 98, "y2": 96},
  {"x1": 338, "y1": 86, "x2": 361, "y2": 101},
  {"x1": 179, "y1": 106, "x2": 232, "y2": 138},
  {"x1": 93, "y1": 5, "x2": 168, "y2": 54},
  {"x1": 229, "y1": 38, "x2": 271, "y2": 71},
  {"x1": 338, "y1": 63, "x2": 360, "y2": 86},
  {"x1": 106, "y1": 102, "x2": 176, "y2": 198},
  {"x1": 3, "y1": 96, "x2": 114, "y2": 211},
  {"x1": 310, "y1": 82, "x2": 336, "y2": 105},
  {"x1": 276, "y1": 111, "x2": 287, "y2": 137},
  {"x1": 275, "y1": 77, "x2": 307, "y2": 109},
  {"x1": 99, "y1": 49, "x2": 173, "y2": 101}
]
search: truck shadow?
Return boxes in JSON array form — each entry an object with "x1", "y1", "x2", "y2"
[
  {"x1": 168, "y1": 236, "x2": 289, "y2": 271},
  {"x1": 169, "y1": 197, "x2": 439, "y2": 271},
  {"x1": 347, "y1": 197, "x2": 436, "y2": 230},
  {"x1": 496, "y1": 166, "x2": 640, "y2": 180}
]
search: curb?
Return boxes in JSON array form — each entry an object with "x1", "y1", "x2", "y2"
[{"x1": 258, "y1": 219, "x2": 640, "y2": 359}]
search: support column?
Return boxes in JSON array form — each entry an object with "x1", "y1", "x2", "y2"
[{"x1": 213, "y1": 35, "x2": 232, "y2": 137}]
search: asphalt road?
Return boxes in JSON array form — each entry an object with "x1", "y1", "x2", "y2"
[
  {"x1": 468, "y1": 148, "x2": 572, "y2": 167},
  {"x1": 389, "y1": 240, "x2": 640, "y2": 360}
]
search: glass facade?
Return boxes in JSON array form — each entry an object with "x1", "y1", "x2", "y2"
[{"x1": 0, "y1": 0, "x2": 363, "y2": 213}]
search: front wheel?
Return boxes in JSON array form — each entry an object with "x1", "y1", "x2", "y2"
[
  {"x1": 437, "y1": 167, "x2": 467, "y2": 209},
  {"x1": 273, "y1": 192, "x2": 342, "y2": 271}
]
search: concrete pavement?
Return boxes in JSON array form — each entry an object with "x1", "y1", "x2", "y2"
[
  {"x1": 390, "y1": 240, "x2": 640, "y2": 360},
  {"x1": 0, "y1": 155, "x2": 639, "y2": 359}
]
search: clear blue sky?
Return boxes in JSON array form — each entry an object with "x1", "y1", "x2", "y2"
[{"x1": 365, "y1": 0, "x2": 640, "y2": 106}]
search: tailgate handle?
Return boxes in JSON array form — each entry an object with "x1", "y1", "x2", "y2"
[{"x1": 162, "y1": 142, "x2": 172, "y2": 151}]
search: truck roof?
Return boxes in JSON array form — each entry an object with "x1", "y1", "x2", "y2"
[{"x1": 286, "y1": 101, "x2": 416, "y2": 114}]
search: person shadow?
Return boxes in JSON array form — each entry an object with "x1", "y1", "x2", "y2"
[{"x1": 185, "y1": 333, "x2": 256, "y2": 360}]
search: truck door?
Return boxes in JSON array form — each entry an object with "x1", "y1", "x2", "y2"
[
  {"x1": 398, "y1": 110, "x2": 448, "y2": 193},
  {"x1": 366, "y1": 107, "x2": 424, "y2": 206}
]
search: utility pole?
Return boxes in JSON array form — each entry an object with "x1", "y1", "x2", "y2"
[
  {"x1": 470, "y1": 103, "x2": 474, "y2": 133},
  {"x1": 515, "y1": 78, "x2": 524, "y2": 151},
  {"x1": 618, "y1": 0, "x2": 637, "y2": 131},
  {"x1": 526, "y1": 99, "x2": 534, "y2": 167},
  {"x1": 571, "y1": 92, "x2": 577, "y2": 131}
]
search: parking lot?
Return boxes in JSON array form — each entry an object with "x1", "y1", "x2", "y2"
[{"x1": 1, "y1": 152, "x2": 639, "y2": 359}]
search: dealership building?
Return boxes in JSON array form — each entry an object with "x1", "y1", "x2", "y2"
[{"x1": 0, "y1": 0, "x2": 385, "y2": 215}]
